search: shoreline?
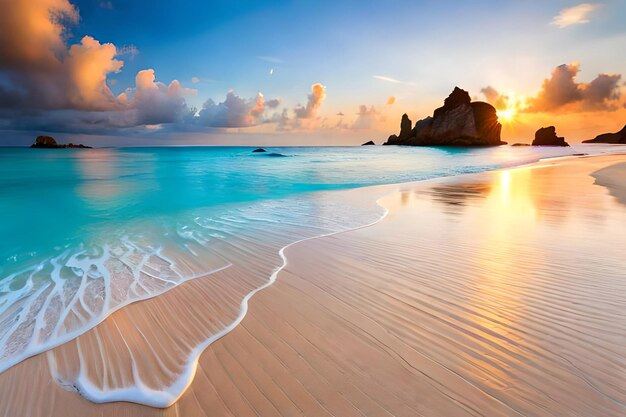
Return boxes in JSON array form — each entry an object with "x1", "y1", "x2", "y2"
[
  {"x1": 1, "y1": 153, "x2": 626, "y2": 416},
  {"x1": 1, "y1": 145, "x2": 606, "y2": 380}
]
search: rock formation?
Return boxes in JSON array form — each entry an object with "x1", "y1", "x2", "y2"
[
  {"x1": 361, "y1": 140, "x2": 375, "y2": 146},
  {"x1": 30, "y1": 135, "x2": 91, "y2": 149},
  {"x1": 531, "y1": 127, "x2": 569, "y2": 147},
  {"x1": 252, "y1": 148, "x2": 267, "y2": 153},
  {"x1": 582, "y1": 124, "x2": 626, "y2": 144},
  {"x1": 383, "y1": 87, "x2": 505, "y2": 147}
]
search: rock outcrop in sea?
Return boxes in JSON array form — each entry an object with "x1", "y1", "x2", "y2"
[
  {"x1": 383, "y1": 87, "x2": 505, "y2": 147},
  {"x1": 361, "y1": 140, "x2": 375, "y2": 146},
  {"x1": 30, "y1": 135, "x2": 91, "y2": 149},
  {"x1": 531, "y1": 127, "x2": 569, "y2": 147},
  {"x1": 582, "y1": 124, "x2": 626, "y2": 144}
]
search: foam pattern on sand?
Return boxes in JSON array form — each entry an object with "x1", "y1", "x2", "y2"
[{"x1": 0, "y1": 187, "x2": 385, "y2": 405}]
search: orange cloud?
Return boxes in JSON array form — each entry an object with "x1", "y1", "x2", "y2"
[
  {"x1": 0, "y1": 0, "x2": 78, "y2": 71},
  {"x1": 66, "y1": 36, "x2": 124, "y2": 110},
  {"x1": 0, "y1": 0, "x2": 123, "y2": 110},
  {"x1": 526, "y1": 63, "x2": 622, "y2": 113},
  {"x1": 294, "y1": 83, "x2": 326, "y2": 119},
  {"x1": 387, "y1": 96, "x2": 396, "y2": 105}
]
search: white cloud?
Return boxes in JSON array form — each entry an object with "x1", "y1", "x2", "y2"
[
  {"x1": 372, "y1": 75, "x2": 415, "y2": 86},
  {"x1": 551, "y1": 3, "x2": 600, "y2": 28},
  {"x1": 373, "y1": 75, "x2": 402, "y2": 84},
  {"x1": 351, "y1": 105, "x2": 381, "y2": 130},
  {"x1": 256, "y1": 56, "x2": 285, "y2": 64}
]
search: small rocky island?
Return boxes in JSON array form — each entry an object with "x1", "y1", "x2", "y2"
[
  {"x1": 583, "y1": 124, "x2": 626, "y2": 144},
  {"x1": 361, "y1": 140, "x2": 375, "y2": 146},
  {"x1": 383, "y1": 87, "x2": 506, "y2": 147},
  {"x1": 30, "y1": 135, "x2": 91, "y2": 149},
  {"x1": 531, "y1": 126, "x2": 569, "y2": 147}
]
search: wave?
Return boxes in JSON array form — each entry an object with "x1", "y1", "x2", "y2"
[{"x1": 49, "y1": 191, "x2": 391, "y2": 407}]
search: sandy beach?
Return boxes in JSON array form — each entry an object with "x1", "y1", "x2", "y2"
[{"x1": 1, "y1": 154, "x2": 626, "y2": 417}]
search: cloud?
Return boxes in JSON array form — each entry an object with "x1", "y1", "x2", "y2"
[
  {"x1": 64, "y1": 36, "x2": 124, "y2": 110},
  {"x1": 294, "y1": 83, "x2": 326, "y2": 119},
  {"x1": 0, "y1": 0, "x2": 78, "y2": 72},
  {"x1": 197, "y1": 91, "x2": 279, "y2": 128},
  {"x1": 191, "y1": 77, "x2": 200, "y2": 84},
  {"x1": 271, "y1": 83, "x2": 328, "y2": 131},
  {"x1": 256, "y1": 56, "x2": 285, "y2": 64},
  {"x1": 373, "y1": 75, "x2": 402, "y2": 84},
  {"x1": 265, "y1": 98, "x2": 280, "y2": 108},
  {"x1": 0, "y1": 0, "x2": 124, "y2": 111},
  {"x1": 126, "y1": 69, "x2": 196, "y2": 125},
  {"x1": 526, "y1": 63, "x2": 622, "y2": 112},
  {"x1": 373, "y1": 75, "x2": 415, "y2": 86},
  {"x1": 551, "y1": 3, "x2": 600, "y2": 28},
  {"x1": 480, "y1": 86, "x2": 510, "y2": 110},
  {"x1": 0, "y1": 68, "x2": 197, "y2": 132},
  {"x1": 99, "y1": 1, "x2": 113, "y2": 10},
  {"x1": 0, "y1": 0, "x2": 202, "y2": 131},
  {"x1": 117, "y1": 45, "x2": 139, "y2": 59},
  {"x1": 351, "y1": 105, "x2": 382, "y2": 130},
  {"x1": 386, "y1": 96, "x2": 396, "y2": 105}
]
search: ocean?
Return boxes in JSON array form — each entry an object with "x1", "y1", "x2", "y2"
[{"x1": 0, "y1": 144, "x2": 619, "y2": 376}]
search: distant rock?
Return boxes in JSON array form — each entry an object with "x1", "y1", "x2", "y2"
[
  {"x1": 531, "y1": 127, "x2": 569, "y2": 147},
  {"x1": 252, "y1": 148, "x2": 267, "y2": 153},
  {"x1": 582, "y1": 124, "x2": 626, "y2": 144},
  {"x1": 511, "y1": 143, "x2": 530, "y2": 147},
  {"x1": 31, "y1": 135, "x2": 58, "y2": 148},
  {"x1": 361, "y1": 140, "x2": 376, "y2": 146},
  {"x1": 30, "y1": 135, "x2": 91, "y2": 149},
  {"x1": 383, "y1": 87, "x2": 505, "y2": 147}
]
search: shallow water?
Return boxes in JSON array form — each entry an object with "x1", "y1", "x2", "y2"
[{"x1": 0, "y1": 144, "x2": 622, "y2": 376}]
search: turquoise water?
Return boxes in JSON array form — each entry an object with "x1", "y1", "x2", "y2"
[{"x1": 0, "y1": 144, "x2": 619, "y2": 372}]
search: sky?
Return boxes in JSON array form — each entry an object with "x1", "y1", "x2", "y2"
[{"x1": 0, "y1": 0, "x2": 625, "y2": 146}]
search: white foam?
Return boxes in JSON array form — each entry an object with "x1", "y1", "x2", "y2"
[{"x1": 51, "y1": 195, "x2": 391, "y2": 407}]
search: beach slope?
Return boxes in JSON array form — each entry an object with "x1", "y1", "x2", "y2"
[{"x1": 1, "y1": 155, "x2": 626, "y2": 416}]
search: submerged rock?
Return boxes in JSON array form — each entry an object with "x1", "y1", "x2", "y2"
[
  {"x1": 361, "y1": 140, "x2": 376, "y2": 146},
  {"x1": 252, "y1": 148, "x2": 267, "y2": 153},
  {"x1": 30, "y1": 135, "x2": 91, "y2": 148},
  {"x1": 531, "y1": 126, "x2": 569, "y2": 147},
  {"x1": 383, "y1": 87, "x2": 505, "y2": 147},
  {"x1": 511, "y1": 143, "x2": 530, "y2": 147},
  {"x1": 582, "y1": 124, "x2": 626, "y2": 144}
]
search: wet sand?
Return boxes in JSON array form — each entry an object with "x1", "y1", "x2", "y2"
[{"x1": 1, "y1": 154, "x2": 626, "y2": 416}]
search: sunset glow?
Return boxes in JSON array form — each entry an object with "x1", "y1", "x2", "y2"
[
  {"x1": 497, "y1": 108, "x2": 517, "y2": 123},
  {"x1": 0, "y1": 0, "x2": 624, "y2": 145}
]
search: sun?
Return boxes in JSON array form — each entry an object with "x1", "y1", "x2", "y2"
[{"x1": 497, "y1": 107, "x2": 517, "y2": 122}]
